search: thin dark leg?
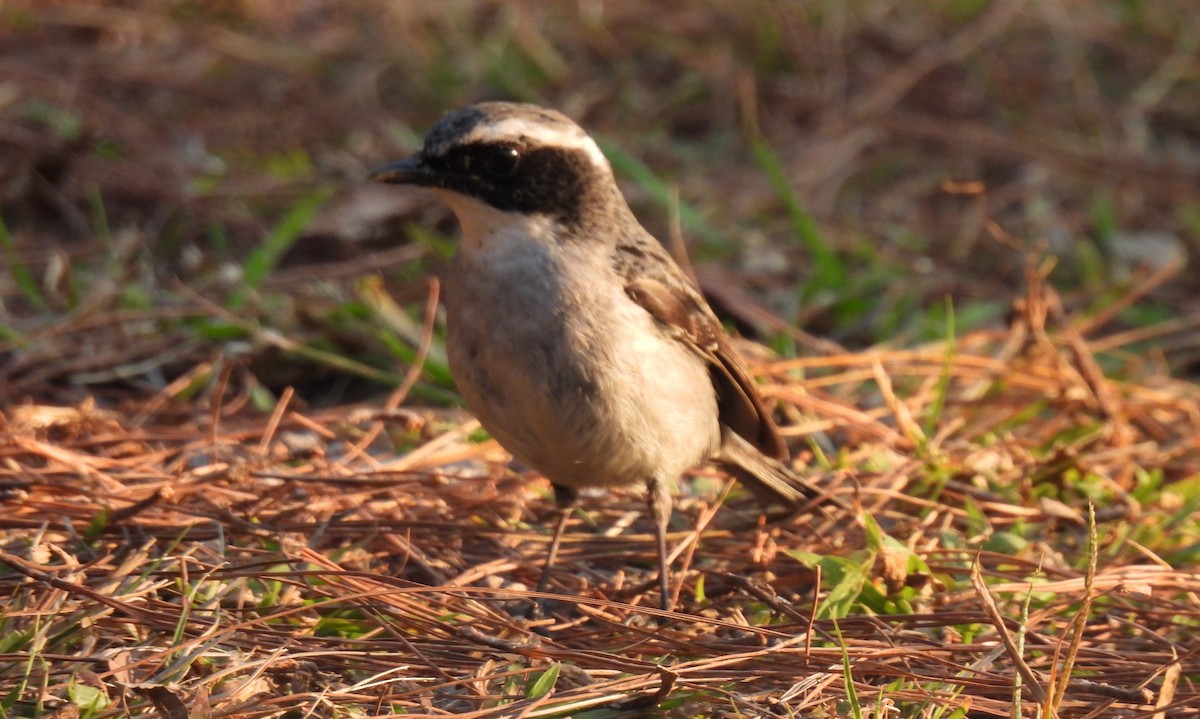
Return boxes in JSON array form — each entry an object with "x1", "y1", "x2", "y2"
[
  {"x1": 646, "y1": 476, "x2": 673, "y2": 611},
  {"x1": 536, "y1": 484, "x2": 578, "y2": 600}
]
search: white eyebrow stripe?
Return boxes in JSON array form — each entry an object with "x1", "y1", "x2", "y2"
[{"x1": 465, "y1": 117, "x2": 610, "y2": 170}]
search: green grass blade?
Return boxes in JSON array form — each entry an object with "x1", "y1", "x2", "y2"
[
  {"x1": 747, "y1": 133, "x2": 844, "y2": 295},
  {"x1": 526, "y1": 663, "x2": 560, "y2": 699},
  {"x1": 924, "y1": 296, "x2": 956, "y2": 443},
  {"x1": 232, "y1": 188, "x2": 331, "y2": 308},
  {"x1": 0, "y1": 214, "x2": 48, "y2": 313},
  {"x1": 832, "y1": 617, "x2": 863, "y2": 719}
]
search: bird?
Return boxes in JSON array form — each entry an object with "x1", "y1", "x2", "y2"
[{"x1": 371, "y1": 101, "x2": 828, "y2": 611}]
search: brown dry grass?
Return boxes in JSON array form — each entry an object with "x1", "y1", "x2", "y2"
[{"x1": 3, "y1": 273, "x2": 1198, "y2": 717}]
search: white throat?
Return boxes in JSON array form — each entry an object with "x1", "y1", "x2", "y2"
[{"x1": 435, "y1": 190, "x2": 559, "y2": 254}]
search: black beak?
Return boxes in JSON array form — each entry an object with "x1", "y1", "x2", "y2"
[{"x1": 370, "y1": 155, "x2": 436, "y2": 186}]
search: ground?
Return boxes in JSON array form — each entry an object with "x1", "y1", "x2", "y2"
[{"x1": 1, "y1": 2, "x2": 1199, "y2": 717}]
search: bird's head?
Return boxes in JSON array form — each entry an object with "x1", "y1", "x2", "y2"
[{"x1": 371, "y1": 102, "x2": 619, "y2": 230}]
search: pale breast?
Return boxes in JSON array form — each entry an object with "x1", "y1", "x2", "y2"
[{"x1": 443, "y1": 236, "x2": 721, "y2": 490}]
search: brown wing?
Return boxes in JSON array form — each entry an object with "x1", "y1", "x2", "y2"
[{"x1": 624, "y1": 274, "x2": 788, "y2": 460}]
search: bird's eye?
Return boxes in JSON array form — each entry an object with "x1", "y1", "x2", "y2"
[{"x1": 481, "y1": 145, "x2": 521, "y2": 177}]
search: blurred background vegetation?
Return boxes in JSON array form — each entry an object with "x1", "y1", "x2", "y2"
[{"x1": 1, "y1": 0, "x2": 1197, "y2": 406}]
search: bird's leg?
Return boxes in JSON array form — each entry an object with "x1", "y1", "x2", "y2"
[
  {"x1": 646, "y1": 476, "x2": 673, "y2": 611},
  {"x1": 536, "y1": 483, "x2": 578, "y2": 600}
]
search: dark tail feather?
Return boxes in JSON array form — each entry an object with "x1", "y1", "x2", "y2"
[{"x1": 715, "y1": 427, "x2": 844, "y2": 509}]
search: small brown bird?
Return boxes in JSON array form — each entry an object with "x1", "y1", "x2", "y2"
[{"x1": 372, "y1": 102, "x2": 826, "y2": 610}]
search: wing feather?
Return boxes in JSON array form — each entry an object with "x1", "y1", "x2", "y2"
[{"x1": 623, "y1": 274, "x2": 787, "y2": 460}]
